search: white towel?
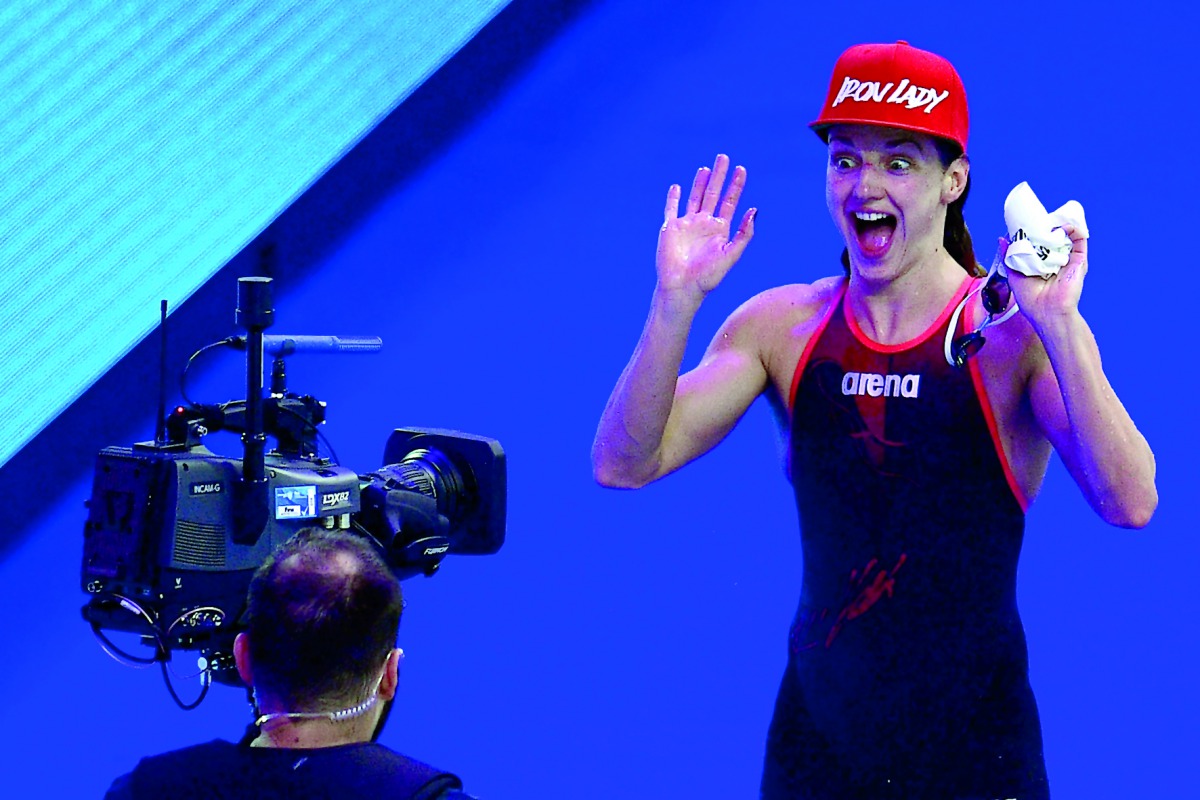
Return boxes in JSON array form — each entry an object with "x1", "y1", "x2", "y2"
[{"x1": 1001, "y1": 181, "x2": 1088, "y2": 279}]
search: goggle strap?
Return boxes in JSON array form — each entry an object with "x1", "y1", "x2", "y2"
[{"x1": 943, "y1": 267, "x2": 1021, "y2": 367}]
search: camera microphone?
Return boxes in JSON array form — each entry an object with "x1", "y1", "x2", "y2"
[{"x1": 228, "y1": 335, "x2": 384, "y2": 355}]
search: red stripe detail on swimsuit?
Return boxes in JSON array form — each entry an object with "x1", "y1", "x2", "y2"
[
  {"x1": 789, "y1": 280, "x2": 846, "y2": 414},
  {"x1": 843, "y1": 274, "x2": 973, "y2": 354},
  {"x1": 965, "y1": 296, "x2": 1029, "y2": 513}
]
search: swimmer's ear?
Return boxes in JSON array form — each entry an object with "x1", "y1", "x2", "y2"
[{"x1": 941, "y1": 154, "x2": 969, "y2": 204}]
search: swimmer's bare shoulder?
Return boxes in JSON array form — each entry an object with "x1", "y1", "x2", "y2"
[{"x1": 715, "y1": 276, "x2": 844, "y2": 402}]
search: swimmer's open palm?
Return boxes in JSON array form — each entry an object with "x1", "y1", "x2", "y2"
[{"x1": 656, "y1": 154, "x2": 756, "y2": 304}]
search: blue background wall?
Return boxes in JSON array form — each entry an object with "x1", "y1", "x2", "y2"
[
  {"x1": 0, "y1": 0, "x2": 509, "y2": 467},
  {"x1": 1, "y1": 0, "x2": 1195, "y2": 797}
]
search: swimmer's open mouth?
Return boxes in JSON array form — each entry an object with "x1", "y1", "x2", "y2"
[{"x1": 852, "y1": 211, "x2": 896, "y2": 255}]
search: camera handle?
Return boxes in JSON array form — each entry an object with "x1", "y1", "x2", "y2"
[{"x1": 232, "y1": 277, "x2": 274, "y2": 544}]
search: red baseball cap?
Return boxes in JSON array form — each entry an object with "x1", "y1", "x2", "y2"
[{"x1": 810, "y1": 41, "x2": 969, "y2": 152}]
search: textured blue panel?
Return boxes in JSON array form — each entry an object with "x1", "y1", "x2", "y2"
[{"x1": 0, "y1": 0, "x2": 508, "y2": 466}]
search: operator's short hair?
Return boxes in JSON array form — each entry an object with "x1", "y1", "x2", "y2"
[{"x1": 245, "y1": 527, "x2": 403, "y2": 711}]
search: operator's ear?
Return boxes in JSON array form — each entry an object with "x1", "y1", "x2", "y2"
[
  {"x1": 234, "y1": 632, "x2": 253, "y2": 687},
  {"x1": 941, "y1": 154, "x2": 969, "y2": 205},
  {"x1": 378, "y1": 647, "x2": 403, "y2": 702}
]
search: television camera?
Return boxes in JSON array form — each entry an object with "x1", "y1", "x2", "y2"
[{"x1": 80, "y1": 277, "x2": 505, "y2": 706}]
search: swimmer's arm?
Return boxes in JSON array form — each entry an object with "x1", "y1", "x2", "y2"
[
  {"x1": 1011, "y1": 225, "x2": 1156, "y2": 527},
  {"x1": 593, "y1": 155, "x2": 759, "y2": 488},
  {"x1": 1026, "y1": 313, "x2": 1157, "y2": 528},
  {"x1": 593, "y1": 294, "x2": 769, "y2": 488}
]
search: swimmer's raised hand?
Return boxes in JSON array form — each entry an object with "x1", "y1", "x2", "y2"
[{"x1": 655, "y1": 153, "x2": 756, "y2": 310}]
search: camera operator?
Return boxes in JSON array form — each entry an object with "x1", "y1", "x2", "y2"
[{"x1": 104, "y1": 527, "x2": 474, "y2": 800}]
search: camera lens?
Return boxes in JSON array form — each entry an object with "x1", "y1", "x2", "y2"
[{"x1": 378, "y1": 448, "x2": 468, "y2": 522}]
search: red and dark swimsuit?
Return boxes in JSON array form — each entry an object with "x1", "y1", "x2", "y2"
[{"x1": 760, "y1": 276, "x2": 1050, "y2": 799}]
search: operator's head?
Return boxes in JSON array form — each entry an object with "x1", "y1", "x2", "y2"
[
  {"x1": 238, "y1": 527, "x2": 403, "y2": 713},
  {"x1": 810, "y1": 41, "x2": 979, "y2": 275}
]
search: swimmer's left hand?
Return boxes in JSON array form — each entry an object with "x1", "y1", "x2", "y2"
[{"x1": 1007, "y1": 223, "x2": 1088, "y2": 334}]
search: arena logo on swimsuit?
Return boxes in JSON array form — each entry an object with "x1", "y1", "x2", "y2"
[
  {"x1": 830, "y1": 76, "x2": 949, "y2": 114},
  {"x1": 841, "y1": 371, "x2": 920, "y2": 398}
]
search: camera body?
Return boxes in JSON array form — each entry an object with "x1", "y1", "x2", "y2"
[
  {"x1": 82, "y1": 429, "x2": 503, "y2": 669},
  {"x1": 80, "y1": 278, "x2": 505, "y2": 689}
]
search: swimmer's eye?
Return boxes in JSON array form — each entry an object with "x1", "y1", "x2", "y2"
[
  {"x1": 830, "y1": 154, "x2": 857, "y2": 171},
  {"x1": 887, "y1": 157, "x2": 913, "y2": 173}
]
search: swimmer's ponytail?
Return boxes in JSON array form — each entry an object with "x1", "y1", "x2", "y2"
[{"x1": 944, "y1": 175, "x2": 983, "y2": 277}]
